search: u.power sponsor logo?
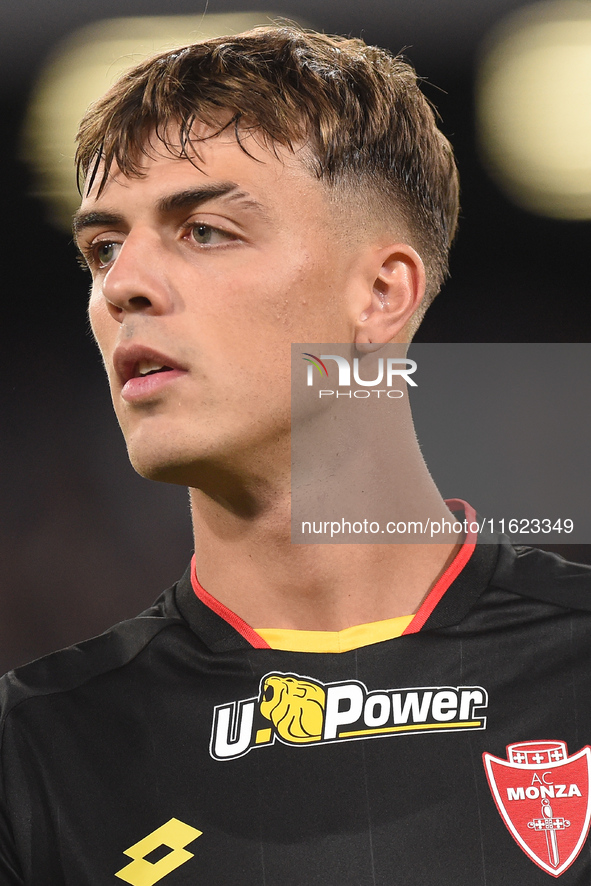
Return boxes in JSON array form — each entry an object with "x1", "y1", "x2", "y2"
[{"x1": 210, "y1": 672, "x2": 488, "y2": 761}]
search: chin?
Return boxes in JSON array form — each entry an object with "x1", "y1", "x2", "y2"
[
  {"x1": 126, "y1": 441, "x2": 197, "y2": 486},
  {"x1": 125, "y1": 434, "x2": 241, "y2": 489}
]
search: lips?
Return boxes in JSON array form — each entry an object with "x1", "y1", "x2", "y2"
[{"x1": 113, "y1": 344, "x2": 188, "y2": 402}]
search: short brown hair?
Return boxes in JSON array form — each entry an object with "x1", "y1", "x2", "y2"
[{"x1": 76, "y1": 26, "x2": 459, "y2": 306}]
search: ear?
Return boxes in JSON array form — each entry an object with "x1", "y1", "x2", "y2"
[{"x1": 354, "y1": 244, "x2": 426, "y2": 346}]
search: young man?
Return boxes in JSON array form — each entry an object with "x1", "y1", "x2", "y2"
[{"x1": 2, "y1": 26, "x2": 591, "y2": 885}]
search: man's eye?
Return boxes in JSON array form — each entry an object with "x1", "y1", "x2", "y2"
[
  {"x1": 190, "y1": 224, "x2": 234, "y2": 246},
  {"x1": 94, "y1": 241, "x2": 120, "y2": 267}
]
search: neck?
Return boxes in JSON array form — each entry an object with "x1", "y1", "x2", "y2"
[{"x1": 189, "y1": 389, "x2": 462, "y2": 631}]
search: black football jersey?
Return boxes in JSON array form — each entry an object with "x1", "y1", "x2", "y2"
[{"x1": 2, "y1": 536, "x2": 591, "y2": 885}]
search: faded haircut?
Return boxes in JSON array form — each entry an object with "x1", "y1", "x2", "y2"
[{"x1": 76, "y1": 26, "x2": 460, "y2": 308}]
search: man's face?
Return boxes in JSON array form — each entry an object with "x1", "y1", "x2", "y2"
[{"x1": 76, "y1": 127, "x2": 366, "y2": 486}]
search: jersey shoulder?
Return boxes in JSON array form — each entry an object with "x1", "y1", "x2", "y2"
[
  {"x1": 0, "y1": 582, "x2": 183, "y2": 725},
  {"x1": 490, "y1": 542, "x2": 591, "y2": 611}
]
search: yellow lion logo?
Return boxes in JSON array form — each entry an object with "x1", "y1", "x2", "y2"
[{"x1": 259, "y1": 674, "x2": 326, "y2": 744}]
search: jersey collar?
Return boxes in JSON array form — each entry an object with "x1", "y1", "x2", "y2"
[{"x1": 175, "y1": 501, "x2": 502, "y2": 652}]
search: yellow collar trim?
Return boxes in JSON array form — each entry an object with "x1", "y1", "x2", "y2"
[{"x1": 255, "y1": 614, "x2": 414, "y2": 653}]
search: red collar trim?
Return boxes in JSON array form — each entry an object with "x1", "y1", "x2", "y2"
[
  {"x1": 190, "y1": 556, "x2": 271, "y2": 649},
  {"x1": 191, "y1": 498, "x2": 477, "y2": 648},
  {"x1": 401, "y1": 498, "x2": 477, "y2": 635}
]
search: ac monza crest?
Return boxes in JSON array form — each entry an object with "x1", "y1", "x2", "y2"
[{"x1": 483, "y1": 740, "x2": 591, "y2": 877}]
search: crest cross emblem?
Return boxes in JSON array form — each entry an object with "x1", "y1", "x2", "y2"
[{"x1": 483, "y1": 740, "x2": 591, "y2": 877}]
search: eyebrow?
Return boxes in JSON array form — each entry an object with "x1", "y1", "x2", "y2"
[{"x1": 72, "y1": 182, "x2": 268, "y2": 240}]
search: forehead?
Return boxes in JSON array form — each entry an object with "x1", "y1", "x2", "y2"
[{"x1": 77, "y1": 126, "x2": 325, "y2": 218}]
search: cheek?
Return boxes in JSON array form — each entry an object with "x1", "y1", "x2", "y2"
[
  {"x1": 87, "y1": 290, "x2": 114, "y2": 354},
  {"x1": 235, "y1": 253, "x2": 342, "y2": 339}
]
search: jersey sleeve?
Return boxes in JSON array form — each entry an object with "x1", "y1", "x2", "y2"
[
  {"x1": 0, "y1": 688, "x2": 25, "y2": 885},
  {"x1": 0, "y1": 808, "x2": 23, "y2": 886}
]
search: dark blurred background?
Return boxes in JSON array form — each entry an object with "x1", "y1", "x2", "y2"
[{"x1": 2, "y1": 0, "x2": 590, "y2": 673}]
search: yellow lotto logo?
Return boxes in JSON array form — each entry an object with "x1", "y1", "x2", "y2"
[
  {"x1": 115, "y1": 818, "x2": 202, "y2": 886},
  {"x1": 210, "y1": 671, "x2": 488, "y2": 761}
]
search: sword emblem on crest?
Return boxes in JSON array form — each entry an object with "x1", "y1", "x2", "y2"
[
  {"x1": 483, "y1": 740, "x2": 591, "y2": 877},
  {"x1": 528, "y1": 797, "x2": 570, "y2": 868}
]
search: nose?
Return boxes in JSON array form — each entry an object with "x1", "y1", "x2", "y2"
[{"x1": 100, "y1": 231, "x2": 173, "y2": 322}]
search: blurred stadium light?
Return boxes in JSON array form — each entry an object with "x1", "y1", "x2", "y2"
[
  {"x1": 21, "y1": 13, "x2": 297, "y2": 228},
  {"x1": 476, "y1": 0, "x2": 591, "y2": 219}
]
